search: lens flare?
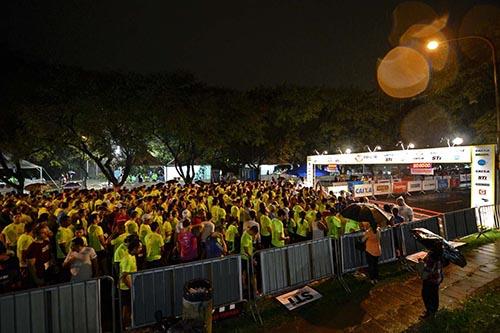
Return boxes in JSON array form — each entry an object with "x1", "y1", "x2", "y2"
[{"x1": 377, "y1": 46, "x2": 430, "y2": 98}]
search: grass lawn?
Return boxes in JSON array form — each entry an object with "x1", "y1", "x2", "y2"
[
  {"x1": 405, "y1": 281, "x2": 500, "y2": 333},
  {"x1": 215, "y1": 230, "x2": 500, "y2": 333},
  {"x1": 459, "y1": 229, "x2": 500, "y2": 251}
]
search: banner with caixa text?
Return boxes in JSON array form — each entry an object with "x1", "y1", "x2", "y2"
[{"x1": 471, "y1": 144, "x2": 495, "y2": 208}]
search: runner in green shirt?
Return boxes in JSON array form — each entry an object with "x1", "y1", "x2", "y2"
[
  {"x1": 271, "y1": 209, "x2": 289, "y2": 247},
  {"x1": 119, "y1": 238, "x2": 142, "y2": 328},
  {"x1": 145, "y1": 222, "x2": 164, "y2": 268}
]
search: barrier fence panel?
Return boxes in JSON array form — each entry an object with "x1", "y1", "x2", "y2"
[
  {"x1": 340, "y1": 228, "x2": 396, "y2": 274},
  {"x1": 130, "y1": 255, "x2": 243, "y2": 329},
  {"x1": 399, "y1": 217, "x2": 440, "y2": 256},
  {"x1": 478, "y1": 205, "x2": 500, "y2": 229},
  {"x1": 0, "y1": 277, "x2": 110, "y2": 333},
  {"x1": 444, "y1": 208, "x2": 478, "y2": 240},
  {"x1": 258, "y1": 238, "x2": 334, "y2": 296}
]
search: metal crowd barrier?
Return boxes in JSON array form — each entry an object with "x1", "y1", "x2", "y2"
[
  {"x1": 255, "y1": 237, "x2": 334, "y2": 297},
  {"x1": 339, "y1": 228, "x2": 396, "y2": 273},
  {"x1": 478, "y1": 204, "x2": 500, "y2": 229},
  {"x1": 398, "y1": 217, "x2": 441, "y2": 256},
  {"x1": 443, "y1": 208, "x2": 478, "y2": 240},
  {"x1": 0, "y1": 276, "x2": 114, "y2": 333},
  {"x1": 130, "y1": 255, "x2": 243, "y2": 329}
]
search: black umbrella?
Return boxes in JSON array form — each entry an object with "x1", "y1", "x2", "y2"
[
  {"x1": 341, "y1": 203, "x2": 392, "y2": 227},
  {"x1": 411, "y1": 228, "x2": 467, "y2": 268}
]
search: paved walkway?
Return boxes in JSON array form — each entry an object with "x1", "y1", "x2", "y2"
[
  {"x1": 347, "y1": 240, "x2": 500, "y2": 333},
  {"x1": 273, "y1": 240, "x2": 500, "y2": 333}
]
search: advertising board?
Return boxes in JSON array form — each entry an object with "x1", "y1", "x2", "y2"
[
  {"x1": 407, "y1": 181, "x2": 422, "y2": 192},
  {"x1": 353, "y1": 184, "x2": 373, "y2": 198},
  {"x1": 471, "y1": 145, "x2": 495, "y2": 207},
  {"x1": 422, "y1": 179, "x2": 436, "y2": 191},
  {"x1": 373, "y1": 183, "x2": 391, "y2": 195},
  {"x1": 392, "y1": 181, "x2": 407, "y2": 194}
]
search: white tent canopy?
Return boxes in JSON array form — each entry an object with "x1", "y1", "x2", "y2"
[{"x1": 0, "y1": 154, "x2": 43, "y2": 181}]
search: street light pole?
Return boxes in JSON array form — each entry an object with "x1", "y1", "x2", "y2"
[
  {"x1": 428, "y1": 36, "x2": 499, "y2": 145},
  {"x1": 428, "y1": 36, "x2": 499, "y2": 205}
]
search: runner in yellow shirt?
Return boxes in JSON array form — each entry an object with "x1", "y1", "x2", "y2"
[
  {"x1": 145, "y1": 222, "x2": 164, "y2": 268},
  {"x1": 119, "y1": 238, "x2": 142, "y2": 328},
  {"x1": 271, "y1": 209, "x2": 289, "y2": 247}
]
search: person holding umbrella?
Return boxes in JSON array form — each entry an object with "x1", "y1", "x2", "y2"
[
  {"x1": 361, "y1": 217, "x2": 381, "y2": 285},
  {"x1": 417, "y1": 239, "x2": 444, "y2": 318}
]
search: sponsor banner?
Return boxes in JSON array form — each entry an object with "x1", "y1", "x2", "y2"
[
  {"x1": 422, "y1": 179, "x2": 436, "y2": 191},
  {"x1": 327, "y1": 185, "x2": 349, "y2": 197},
  {"x1": 410, "y1": 167, "x2": 434, "y2": 175},
  {"x1": 412, "y1": 162, "x2": 432, "y2": 168},
  {"x1": 392, "y1": 181, "x2": 407, "y2": 194},
  {"x1": 471, "y1": 145, "x2": 495, "y2": 207},
  {"x1": 307, "y1": 146, "x2": 472, "y2": 165},
  {"x1": 305, "y1": 159, "x2": 314, "y2": 187},
  {"x1": 407, "y1": 181, "x2": 422, "y2": 192},
  {"x1": 373, "y1": 183, "x2": 391, "y2": 195},
  {"x1": 450, "y1": 177, "x2": 460, "y2": 188},
  {"x1": 325, "y1": 164, "x2": 338, "y2": 172},
  {"x1": 437, "y1": 178, "x2": 449, "y2": 191},
  {"x1": 348, "y1": 180, "x2": 364, "y2": 193},
  {"x1": 353, "y1": 183, "x2": 374, "y2": 197},
  {"x1": 276, "y1": 286, "x2": 322, "y2": 311}
]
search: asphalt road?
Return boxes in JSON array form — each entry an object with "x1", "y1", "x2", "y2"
[{"x1": 374, "y1": 189, "x2": 471, "y2": 214}]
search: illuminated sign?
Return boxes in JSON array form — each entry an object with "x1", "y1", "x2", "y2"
[
  {"x1": 307, "y1": 146, "x2": 471, "y2": 165},
  {"x1": 471, "y1": 145, "x2": 495, "y2": 207},
  {"x1": 412, "y1": 163, "x2": 432, "y2": 168}
]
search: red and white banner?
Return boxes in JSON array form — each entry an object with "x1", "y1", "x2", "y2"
[
  {"x1": 392, "y1": 181, "x2": 407, "y2": 194},
  {"x1": 410, "y1": 168, "x2": 434, "y2": 175}
]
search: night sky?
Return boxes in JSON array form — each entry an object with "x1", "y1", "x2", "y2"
[{"x1": 2, "y1": 0, "x2": 496, "y2": 90}]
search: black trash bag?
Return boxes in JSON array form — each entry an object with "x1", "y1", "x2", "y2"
[{"x1": 411, "y1": 228, "x2": 467, "y2": 268}]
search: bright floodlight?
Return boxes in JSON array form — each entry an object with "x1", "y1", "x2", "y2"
[
  {"x1": 345, "y1": 148, "x2": 352, "y2": 154},
  {"x1": 408, "y1": 143, "x2": 415, "y2": 149},
  {"x1": 426, "y1": 40, "x2": 439, "y2": 50},
  {"x1": 452, "y1": 137, "x2": 463, "y2": 146}
]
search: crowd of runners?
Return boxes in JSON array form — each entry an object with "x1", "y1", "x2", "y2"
[{"x1": 0, "y1": 179, "x2": 415, "y2": 325}]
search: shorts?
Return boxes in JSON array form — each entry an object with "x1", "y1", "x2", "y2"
[
  {"x1": 120, "y1": 289, "x2": 131, "y2": 307},
  {"x1": 241, "y1": 258, "x2": 254, "y2": 277}
]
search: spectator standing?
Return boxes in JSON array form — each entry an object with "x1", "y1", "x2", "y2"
[
  {"x1": 26, "y1": 224, "x2": 52, "y2": 287},
  {"x1": 63, "y1": 237, "x2": 97, "y2": 282},
  {"x1": 391, "y1": 207, "x2": 404, "y2": 225},
  {"x1": 396, "y1": 197, "x2": 413, "y2": 222},
  {"x1": 362, "y1": 220, "x2": 381, "y2": 284},
  {"x1": 176, "y1": 220, "x2": 198, "y2": 263},
  {"x1": 418, "y1": 241, "x2": 444, "y2": 318}
]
